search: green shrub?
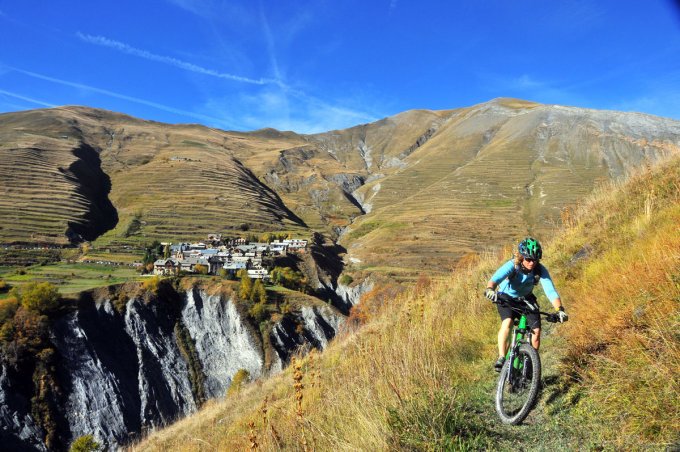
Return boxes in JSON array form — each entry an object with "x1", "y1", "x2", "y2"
[
  {"x1": 20, "y1": 282, "x2": 60, "y2": 314},
  {"x1": 69, "y1": 434, "x2": 101, "y2": 452},
  {"x1": 339, "y1": 274, "x2": 354, "y2": 285},
  {"x1": 270, "y1": 266, "x2": 305, "y2": 290}
]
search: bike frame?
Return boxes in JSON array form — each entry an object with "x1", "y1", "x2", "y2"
[
  {"x1": 505, "y1": 314, "x2": 531, "y2": 386},
  {"x1": 500, "y1": 298, "x2": 555, "y2": 385}
]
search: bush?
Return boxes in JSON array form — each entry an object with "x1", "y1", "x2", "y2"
[
  {"x1": 227, "y1": 369, "x2": 250, "y2": 396},
  {"x1": 69, "y1": 434, "x2": 101, "y2": 452},
  {"x1": 20, "y1": 282, "x2": 60, "y2": 314},
  {"x1": 142, "y1": 276, "x2": 161, "y2": 295},
  {"x1": 0, "y1": 279, "x2": 9, "y2": 292},
  {"x1": 0, "y1": 297, "x2": 19, "y2": 325},
  {"x1": 193, "y1": 264, "x2": 209, "y2": 275},
  {"x1": 270, "y1": 266, "x2": 305, "y2": 290},
  {"x1": 339, "y1": 274, "x2": 354, "y2": 285}
]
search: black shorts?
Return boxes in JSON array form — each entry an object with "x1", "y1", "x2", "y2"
[{"x1": 496, "y1": 292, "x2": 541, "y2": 330}]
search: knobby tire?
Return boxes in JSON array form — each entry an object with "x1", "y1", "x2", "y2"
[{"x1": 495, "y1": 343, "x2": 541, "y2": 425}]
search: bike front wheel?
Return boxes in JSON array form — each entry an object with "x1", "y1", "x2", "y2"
[{"x1": 495, "y1": 343, "x2": 541, "y2": 425}]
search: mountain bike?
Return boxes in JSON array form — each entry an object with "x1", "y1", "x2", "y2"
[{"x1": 493, "y1": 296, "x2": 564, "y2": 425}]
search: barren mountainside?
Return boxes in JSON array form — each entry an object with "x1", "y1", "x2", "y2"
[{"x1": 1, "y1": 99, "x2": 679, "y2": 277}]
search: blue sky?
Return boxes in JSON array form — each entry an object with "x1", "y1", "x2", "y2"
[{"x1": 1, "y1": 1, "x2": 679, "y2": 133}]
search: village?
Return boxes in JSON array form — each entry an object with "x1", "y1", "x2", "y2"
[{"x1": 152, "y1": 234, "x2": 308, "y2": 281}]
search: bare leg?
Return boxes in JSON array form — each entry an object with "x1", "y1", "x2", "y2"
[
  {"x1": 531, "y1": 327, "x2": 541, "y2": 350},
  {"x1": 498, "y1": 318, "x2": 513, "y2": 357}
]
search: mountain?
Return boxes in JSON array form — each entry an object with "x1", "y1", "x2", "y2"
[{"x1": 1, "y1": 99, "x2": 679, "y2": 280}]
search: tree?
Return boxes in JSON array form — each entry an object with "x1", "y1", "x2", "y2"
[
  {"x1": 163, "y1": 244, "x2": 171, "y2": 259},
  {"x1": 239, "y1": 276, "x2": 253, "y2": 300},
  {"x1": 20, "y1": 282, "x2": 59, "y2": 314},
  {"x1": 193, "y1": 264, "x2": 209, "y2": 275},
  {"x1": 70, "y1": 435, "x2": 101, "y2": 452},
  {"x1": 0, "y1": 297, "x2": 19, "y2": 325},
  {"x1": 251, "y1": 279, "x2": 267, "y2": 304},
  {"x1": 270, "y1": 266, "x2": 304, "y2": 290},
  {"x1": 249, "y1": 301, "x2": 267, "y2": 322}
]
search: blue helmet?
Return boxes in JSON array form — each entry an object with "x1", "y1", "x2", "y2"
[{"x1": 519, "y1": 237, "x2": 542, "y2": 260}]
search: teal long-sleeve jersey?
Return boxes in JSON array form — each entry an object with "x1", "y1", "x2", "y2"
[{"x1": 490, "y1": 259, "x2": 560, "y2": 302}]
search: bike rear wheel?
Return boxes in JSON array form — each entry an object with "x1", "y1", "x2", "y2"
[{"x1": 495, "y1": 343, "x2": 541, "y2": 425}]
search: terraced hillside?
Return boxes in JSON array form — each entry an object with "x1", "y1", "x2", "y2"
[
  {"x1": 0, "y1": 112, "x2": 117, "y2": 244},
  {"x1": 1, "y1": 100, "x2": 679, "y2": 281},
  {"x1": 0, "y1": 108, "x2": 310, "y2": 247}
]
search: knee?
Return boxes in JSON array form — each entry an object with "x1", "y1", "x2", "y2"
[{"x1": 499, "y1": 319, "x2": 512, "y2": 333}]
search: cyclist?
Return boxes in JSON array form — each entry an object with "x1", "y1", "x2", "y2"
[{"x1": 484, "y1": 237, "x2": 568, "y2": 371}]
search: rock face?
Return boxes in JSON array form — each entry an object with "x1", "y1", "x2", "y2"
[
  {"x1": 0, "y1": 287, "x2": 342, "y2": 451},
  {"x1": 335, "y1": 278, "x2": 375, "y2": 308}
]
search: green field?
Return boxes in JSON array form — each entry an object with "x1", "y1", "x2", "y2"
[{"x1": 0, "y1": 263, "x2": 141, "y2": 296}]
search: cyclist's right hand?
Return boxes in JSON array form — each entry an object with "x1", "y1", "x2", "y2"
[{"x1": 484, "y1": 288, "x2": 497, "y2": 302}]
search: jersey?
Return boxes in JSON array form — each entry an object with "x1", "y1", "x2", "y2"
[{"x1": 490, "y1": 259, "x2": 560, "y2": 302}]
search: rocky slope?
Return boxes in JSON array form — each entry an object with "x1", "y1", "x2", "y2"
[{"x1": 0, "y1": 284, "x2": 343, "y2": 451}]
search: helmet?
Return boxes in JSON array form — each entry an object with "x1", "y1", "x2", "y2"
[{"x1": 518, "y1": 237, "x2": 542, "y2": 260}]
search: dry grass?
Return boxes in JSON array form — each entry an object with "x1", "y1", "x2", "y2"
[
  {"x1": 133, "y1": 154, "x2": 680, "y2": 451},
  {"x1": 132, "y1": 254, "x2": 500, "y2": 451},
  {"x1": 551, "y1": 155, "x2": 680, "y2": 447}
]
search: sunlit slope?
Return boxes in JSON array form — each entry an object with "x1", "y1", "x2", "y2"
[
  {"x1": 134, "y1": 154, "x2": 680, "y2": 451},
  {"x1": 342, "y1": 100, "x2": 680, "y2": 277},
  {"x1": 0, "y1": 107, "x2": 310, "y2": 246},
  {"x1": 0, "y1": 110, "x2": 117, "y2": 244}
]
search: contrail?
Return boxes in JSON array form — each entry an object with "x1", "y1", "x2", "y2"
[
  {"x1": 77, "y1": 32, "x2": 284, "y2": 87},
  {"x1": 3, "y1": 65, "x2": 242, "y2": 127},
  {"x1": 0, "y1": 89, "x2": 57, "y2": 108}
]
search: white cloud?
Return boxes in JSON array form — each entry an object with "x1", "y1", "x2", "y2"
[
  {"x1": 5, "y1": 65, "x2": 236, "y2": 126},
  {"x1": 204, "y1": 87, "x2": 379, "y2": 134},
  {"x1": 77, "y1": 33, "x2": 281, "y2": 87},
  {"x1": 0, "y1": 89, "x2": 57, "y2": 108},
  {"x1": 611, "y1": 92, "x2": 680, "y2": 120}
]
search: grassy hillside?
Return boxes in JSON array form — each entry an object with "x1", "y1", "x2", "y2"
[{"x1": 132, "y1": 154, "x2": 680, "y2": 451}]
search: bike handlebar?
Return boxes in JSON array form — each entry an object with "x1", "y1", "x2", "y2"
[{"x1": 493, "y1": 297, "x2": 563, "y2": 323}]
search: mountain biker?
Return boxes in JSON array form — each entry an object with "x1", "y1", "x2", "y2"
[{"x1": 484, "y1": 237, "x2": 568, "y2": 372}]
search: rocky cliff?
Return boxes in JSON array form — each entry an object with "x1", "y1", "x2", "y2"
[{"x1": 0, "y1": 284, "x2": 343, "y2": 451}]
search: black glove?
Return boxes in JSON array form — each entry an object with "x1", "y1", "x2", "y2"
[{"x1": 484, "y1": 288, "x2": 497, "y2": 302}]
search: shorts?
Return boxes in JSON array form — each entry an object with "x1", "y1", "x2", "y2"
[{"x1": 496, "y1": 292, "x2": 541, "y2": 330}]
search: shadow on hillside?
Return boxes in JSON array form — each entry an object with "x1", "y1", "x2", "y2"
[{"x1": 64, "y1": 144, "x2": 118, "y2": 243}]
